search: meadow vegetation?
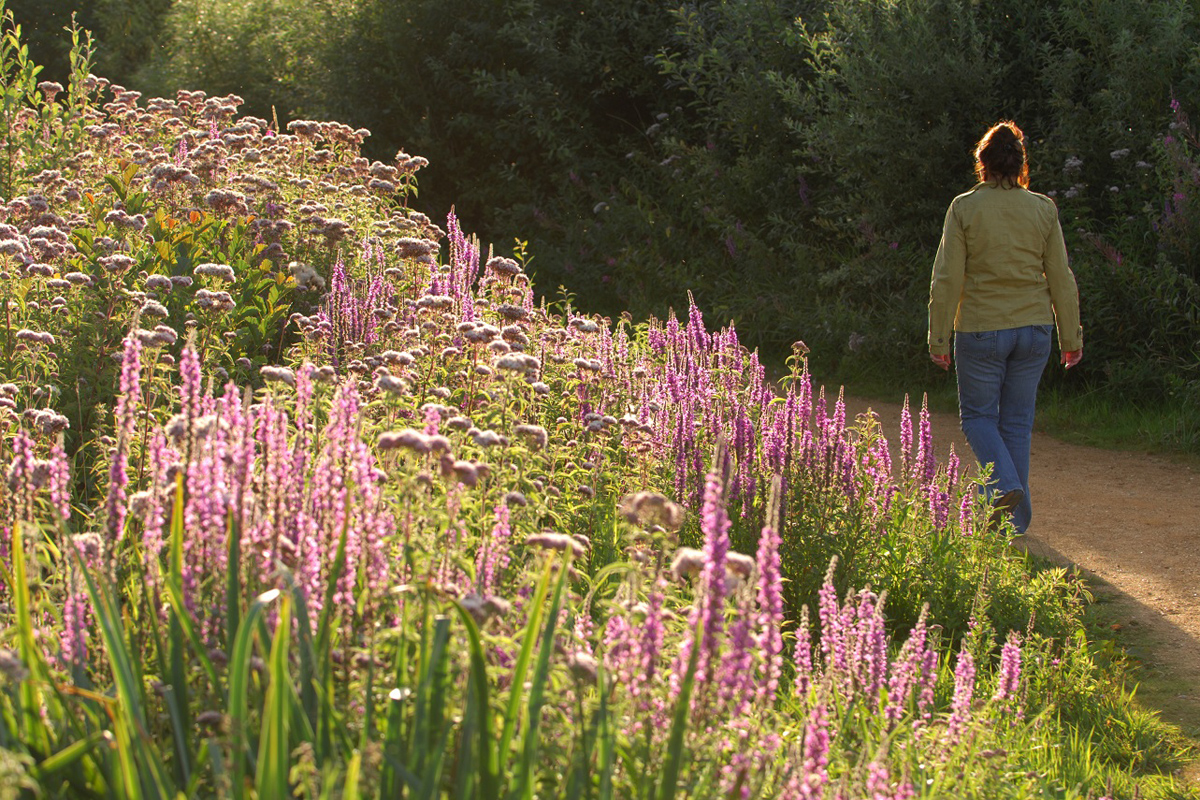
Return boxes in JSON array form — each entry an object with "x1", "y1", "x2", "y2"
[
  {"x1": 0, "y1": 4, "x2": 1197, "y2": 799},
  {"x1": 12, "y1": 0, "x2": 1199, "y2": 446}
]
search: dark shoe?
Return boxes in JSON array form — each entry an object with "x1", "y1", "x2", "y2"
[{"x1": 988, "y1": 489, "x2": 1024, "y2": 531}]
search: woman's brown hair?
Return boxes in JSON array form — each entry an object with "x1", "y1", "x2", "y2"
[{"x1": 974, "y1": 121, "x2": 1029, "y2": 188}]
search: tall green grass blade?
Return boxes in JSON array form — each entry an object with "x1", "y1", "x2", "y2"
[
  {"x1": 168, "y1": 473, "x2": 184, "y2": 582},
  {"x1": 342, "y1": 750, "x2": 362, "y2": 800},
  {"x1": 75, "y1": 543, "x2": 176, "y2": 800},
  {"x1": 414, "y1": 720, "x2": 452, "y2": 800},
  {"x1": 566, "y1": 671, "x2": 606, "y2": 800},
  {"x1": 160, "y1": 683, "x2": 191, "y2": 789},
  {"x1": 597, "y1": 673, "x2": 615, "y2": 800},
  {"x1": 315, "y1": 518, "x2": 350, "y2": 762},
  {"x1": 412, "y1": 615, "x2": 451, "y2": 780},
  {"x1": 450, "y1": 600, "x2": 498, "y2": 800},
  {"x1": 162, "y1": 471, "x2": 194, "y2": 785},
  {"x1": 161, "y1": 576, "x2": 220, "y2": 692},
  {"x1": 184, "y1": 739, "x2": 212, "y2": 798},
  {"x1": 315, "y1": 517, "x2": 350, "y2": 656},
  {"x1": 255, "y1": 591, "x2": 293, "y2": 800},
  {"x1": 381, "y1": 684, "x2": 418, "y2": 796},
  {"x1": 497, "y1": 558, "x2": 554, "y2": 766},
  {"x1": 452, "y1": 691, "x2": 477, "y2": 800},
  {"x1": 514, "y1": 557, "x2": 570, "y2": 800},
  {"x1": 655, "y1": 622, "x2": 701, "y2": 800},
  {"x1": 293, "y1": 583, "x2": 319, "y2": 731},
  {"x1": 228, "y1": 588, "x2": 281, "y2": 800},
  {"x1": 9, "y1": 522, "x2": 52, "y2": 756},
  {"x1": 226, "y1": 510, "x2": 242, "y2": 649},
  {"x1": 30, "y1": 729, "x2": 107, "y2": 782}
]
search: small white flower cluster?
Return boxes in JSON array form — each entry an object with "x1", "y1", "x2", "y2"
[
  {"x1": 194, "y1": 262, "x2": 236, "y2": 283},
  {"x1": 287, "y1": 261, "x2": 325, "y2": 291},
  {"x1": 194, "y1": 289, "x2": 235, "y2": 312}
]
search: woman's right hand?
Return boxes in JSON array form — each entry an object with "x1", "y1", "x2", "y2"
[{"x1": 1061, "y1": 348, "x2": 1082, "y2": 369}]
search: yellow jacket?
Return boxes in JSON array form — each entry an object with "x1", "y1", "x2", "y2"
[{"x1": 927, "y1": 181, "x2": 1083, "y2": 356}]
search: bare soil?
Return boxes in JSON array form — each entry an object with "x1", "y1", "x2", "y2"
[{"x1": 841, "y1": 391, "x2": 1200, "y2": 780}]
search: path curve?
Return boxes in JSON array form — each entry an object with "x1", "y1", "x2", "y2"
[{"x1": 841, "y1": 392, "x2": 1200, "y2": 746}]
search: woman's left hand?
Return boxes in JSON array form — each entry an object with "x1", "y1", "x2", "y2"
[{"x1": 930, "y1": 353, "x2": 951, "y2": 371}]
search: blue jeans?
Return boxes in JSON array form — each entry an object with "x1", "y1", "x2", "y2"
[{"x1": 954, "y1": 325, "x2": 1052, "y2": 533}]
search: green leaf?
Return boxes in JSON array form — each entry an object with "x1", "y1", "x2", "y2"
[
  {"x1": 497, "y1": 558, "x2": 554, "y2": 766},
  {"x1": 75, "y1": 540, "x2": 176, "y2": 799},
  {"x1": 255, "y1": 591, "x2": 293, "y2": 800},
  {"x1": 31, "y1": 729, "x2": 108, "y2": 783},
  {"x1": 450, "y1": 601, "x2": 499, "y2": 800},
  {"x1": 228, "y1": 588, "x2": 282, "y2": 800},
  {"x1": 514, "y1": 557, "x2": 570, "y2": 800}
]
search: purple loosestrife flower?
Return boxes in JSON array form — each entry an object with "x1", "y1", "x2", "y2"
[
  {"x1": 315, "y1": 380, "x2": 392, "y2": 610},
  {"x1": 140, "y1": 430, "x2": 172, "y2": 591},
  {"x1": 929, "y1": 486, "x2": 951, "y2": 530},
  {"x1": 853, "y1": 588, "x2": 888, "y2": 698},
  {"x1": 817, "y1": 558, "x2": 848, "y2": 679},
  {"x1": 48, "y1": 441, "x2": 70, "y2": 522},
  {"x1": 254, "y1": 396, "x2": 292, "y2": 576},
  {"x1": 794, "y1": 605, "x2": 814, "y2": 700},
  {"x1": 178, "y1": 343, "x2": 204, "y2": 442},
  {"x1": 795, "y1": 703, "x2": 831, "y2": 800},
  {"x1": 220, "y1": 385, "x2": 256, "y2": 528},
  {"x1": 734, "y1": 406, "x2": 756, "y2": 517},
  {"x1": 959, "y1": 493, "x2": 975, "y2": 537},
  {"x1": 686, "y1": 295, "x2": 710, "y2": 355},
  {"x1": 717, "y1": 596, "x2": 757, "y2": 718},
  {"x1": 638, "y1": 586, "x2": 665, "y2": 690},
  {"x1": 946, "y1": 649, "x2": 977, "y2": 744},
  {"x1": 899, "y1": 396, "x2": 913, "y2": 480},
  {"x1": 866, "y1": 761, "x2": 915, "y2": 800},
  {"x1": 5, "y1": 434, "x2": 36, "y2": 530},
  {"x1": 446, "y1": 211, "x2": 480, "y2": 317},
  {"x1": 755, "y1": 524, "x2": 785, "y2": 705},
  {"x1": 885, "y1": 606, "x2": 930, "y2": 723},
  {"x1": 105, "y1": 334, "x2": 142, "y2": 542},
  {"x1": 915, "y1": 395, "x2": 936, "y2": 487},
  {"x1": 185, "y1": 444, "x2": 232, "y2": 643},
  {"x1": 603, "y1": 613, "x2": 636, "y2": 687},
  {"x1": 475, "y1": 502, "x2": 512, "y2": 595},
  {"x1": 917, "y1": 640, "x2": 939, "y2": 724},
  {"x1": 307, "y1": 381, "x2": 362, "y2": 607},
  {"x1": 62, "y1": 533, "x2": 104, "y2": 667},
  {"x1": 675, "y1": 469, "x2": 731, "y2": 693},
  {"x1": 993, "y1": 632, "x2": 1023, "y2": 717}
]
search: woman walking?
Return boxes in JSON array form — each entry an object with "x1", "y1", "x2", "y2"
[{"x1": 928, "y1": 120, "x2": 1083, "y2": 533}]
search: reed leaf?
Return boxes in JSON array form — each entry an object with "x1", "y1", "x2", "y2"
[
  {"x1": 30, "y1": 728, "x2": 107, "y2": 783},
  {"x1": 514, "y1": 556, "x2": 570, "y2": 800},
  {"x1": 8, "y1": 521, "x2": 52, "y2": 756},
  {"x1": 497, "y1": 557, "x2": 554, "y2": 767},
  {"x1": 450, "y1": 599, "x2": 498, "y2": 800},
  {"x1": 343, "y1": 749, "x2": 362, "y2": 800},
  {"x1": 74, "y1": 542, "x2": 175, "y2": 800},
  {"x1": 255, "y1": 591, "x2": 293, "y2": 800},
  {"x1": 228, "y1": 588, "x2": 281, "y2": 800}
]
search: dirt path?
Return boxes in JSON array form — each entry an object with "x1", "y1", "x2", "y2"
[{"x1": 840, "y1": 391, "x2": 1200, "y2": 750}]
